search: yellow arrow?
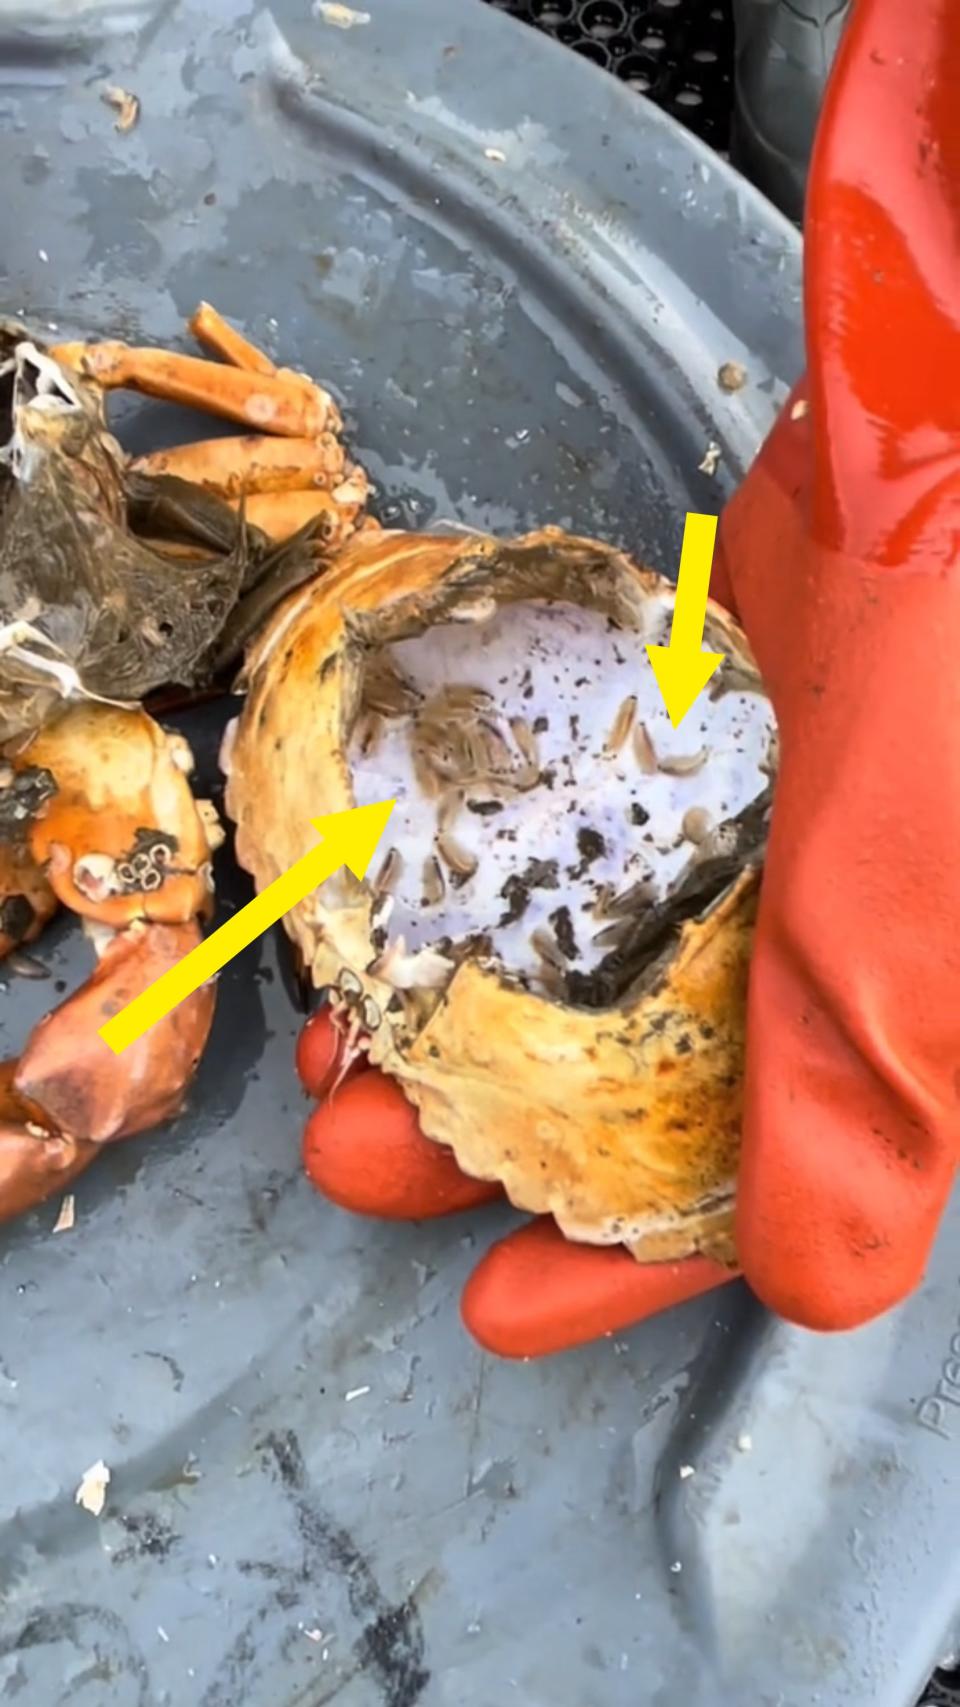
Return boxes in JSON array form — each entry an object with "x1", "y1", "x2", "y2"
[
  {"x1": 99, "y1": 798, "x2": 395, "y2": 1055},
  {"x1": 645, "y1": 512, "x2": 725, "y2": 727}
]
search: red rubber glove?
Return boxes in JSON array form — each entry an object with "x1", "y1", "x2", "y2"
[{"x1": 299, "y1": 0, "x2": 960, "y2": 1355}]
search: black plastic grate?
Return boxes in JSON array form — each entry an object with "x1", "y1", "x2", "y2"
[
  {"x1": 483, "y1": 0, "x2": 735, "y2": 150},
  {"x1": 924, "y1": 1668, "x2": 960, "y2": 1707}
]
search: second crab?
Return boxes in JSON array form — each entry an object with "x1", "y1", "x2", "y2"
[{"x1": 0, "y1": 304, "x2": 373, "y2": 1219}]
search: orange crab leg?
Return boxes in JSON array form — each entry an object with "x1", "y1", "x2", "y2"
[
  {"x1": 0, "y1": 1058, "x2": 49, "y2": 1125},
  {"x1": 188, "y1": 300, "x2": 278, "y2": 376},
  {"x1": 0, "y1": 1059, "x2": 97, "y2": 1222},
  {"x1": 227, "y1": 478, "x2": 369, "y2": 544},
  {"x1": 0, "y1": 1121, "x2": 98, "y2": 1224},
  {"x1": 0, "y1": 914, "x2": 215, "y2": 1223},
  {"x1": 15, "y1": 918, "x2": 215, "y2": 1144},
  {"x1": 186, "y1": 302, "x2": 319, "y2": 395},
  {"x1": 130, "y1": 432, "x2": 347, "y2": 499},
  {"x1": 226, "y1": 490, "x2": 348, "y2": 543},
  {"x1": 49, "y1": 343, "x2": 338, "y2": 438}
]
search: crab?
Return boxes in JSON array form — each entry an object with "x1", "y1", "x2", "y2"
[
  {"x1": 0, "y1": 305, "x2": 372, "y2": 1222},
  {"x1": 0, "y1": 303, "x2": 777, "y2": 1268},
  {"x1": 225, "y1": 527, "x2": 778, "y2": 1268}
]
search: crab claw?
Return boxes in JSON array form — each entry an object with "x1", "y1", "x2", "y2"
[
  {"x1": 16, "y1": 703, "x2": 218, "y2": 929},
  {"x1": 0, "y1": 1125, "x2": 98, "y2": 1222},
  {"x1": 0, "y1": 704, "x2": 218, "y2": 1220},
  {"x1": 0, "y1": 1058, "x2": 98, "y2": 1221},
  {"x1": 15, "y1": 919, "x2": 215, "y2": 1143}
]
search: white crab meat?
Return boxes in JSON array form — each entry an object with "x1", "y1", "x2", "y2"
[{"x1": 349, "y1": 597, "x2": 774, "y2": 998}]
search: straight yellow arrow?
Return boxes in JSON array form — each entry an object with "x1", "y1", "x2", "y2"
[
  {"x1": 645, "y1": 511, "x2": 725, "y2": 727},
  {"x1": 99, "y1": 799, "x2": 395, "y2": 1055}
]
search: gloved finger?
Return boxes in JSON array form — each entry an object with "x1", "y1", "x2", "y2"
[
  {"x1": 803, "y1": 0, "x2": 960, "y2": 557},
  {"x1": 710, "y1": 378, "x2": 810, "y2": 625},
  {"x1": 302, "y1": 1067, "x2": 503, "y2": 1218},
  {"x1": 462, "y1": 1217, "x2": 737, "y2": 1358},
  {"x1": 295, "y1": 1007, "x2": 366, "y2": 1100},
  {"x1": 708, "y1": 525, "x2": 737, "y2": 620}
]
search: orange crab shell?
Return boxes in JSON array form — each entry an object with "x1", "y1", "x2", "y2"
[{"x1": 226, "y1": 527, "x2": 773, "y2": 1268}]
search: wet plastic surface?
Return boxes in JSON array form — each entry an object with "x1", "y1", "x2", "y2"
[{"x1": 0, "y1": 1, "x2": 957, "y2": 1703}]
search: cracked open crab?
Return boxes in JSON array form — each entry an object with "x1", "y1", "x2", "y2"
[{"x1": 0, "y1": 303, "x2": 777, "y2": 1267}]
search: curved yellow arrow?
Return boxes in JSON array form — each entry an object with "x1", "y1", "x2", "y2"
[
  {"x1": 645, "y1": 512, "x2": 725, "y2": 727},
  {"x1": 99, "y1": 799, "x2": 395, "y2": 1055}
]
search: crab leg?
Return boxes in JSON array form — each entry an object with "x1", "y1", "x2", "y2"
[
  {"x1": 186, "y1": 302, "x2": 319, "y2": 394},
  {"x1": 0, "y1": 1041, "x2": 88, "y2": 1229},
  {"x1": 15, "y1": 918, "x2": 215, "y2": 1145},
  {"x1": 130, "y1": 432, "x2": 347, "y2": 499},
  {"x1": 188, "y1": 300, "x2": 279, "y2": 376},
  {"x1": 49, "y1": 343, "x2": 339, "y2": 438},
  {"x1": 0, "y1": 1113, "x2": 98, "y2": 1223},
  {"x1": 0, "y1": 915, "x2": 214, "y2": 1223},
  {"x1": 227, "y1": 478, "x2": 369, "y2": 544}
]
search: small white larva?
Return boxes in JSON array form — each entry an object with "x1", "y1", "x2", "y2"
[
  {"x1": 421, "y1": 855, "x2": 445, "y2": 907},
  {"x1": 530, "y1": 927, "x2": 566, "y2": 971},
  {"x1": 682, "y1": 806, "x2": 713, "y2": 844},
  {"x1": 633, "y1": 722, "x2": 658, "y2": 774},
  {"x1": 436, "y1": 832, "x2": 478, "y2": 884},
  {"x1": 592, "y1": 917, "x2": 634, "y2": 951},
  {"x1": 437, "y1": 788, "x2": 464, "y2": 834},
  {"x1": 373, "y1": 846, "x2": 403, "y2": 895},
  {"x1": 509, "y1": 716, "x2": 538, "y2": 770},
  {"x1": 590, "y1": 882, "x2": 616, "y2": 919},
  {"x1": 441, "y1": 685, "x2": 494, "y2": 712},
  {"x1": 604, "y1": 695, "x2": 637, "y2": 756},
  {"x1": 761, "y1": 731, "x2": 780, "y2": 777},
  {"x1": 353, "y1": 710, "x2": 383, "y2": 757},
  {"x1": 607, "y1": 878, "x2": 655, "y2": 918},
  {"x1": 658, "y1": 747, "x2": 709, "y2": 777},
  {"x1": 364, "y1": 657, "x2": 421, "y2": 717}
]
